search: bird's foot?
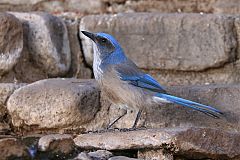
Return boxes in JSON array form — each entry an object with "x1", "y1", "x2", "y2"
[
  {"x1": 86, "y1": 127, "x2": 146, "y2": 134},
  {"x1": 86, "y1": 128, "x2": 121, "y2": 134},
  {"x1": 119, "y1": 126, "x2": 147, "y2": 132}
]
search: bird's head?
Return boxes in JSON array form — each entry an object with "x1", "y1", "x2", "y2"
[{"x1": 81, "y1": 31, "x2": 122, "y2": 57}]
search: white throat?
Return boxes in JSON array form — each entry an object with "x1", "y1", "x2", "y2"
[{"x1": 93, "y1": 44, "x2": 103, "y2": 80}]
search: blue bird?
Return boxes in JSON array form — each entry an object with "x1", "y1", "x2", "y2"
[{"x1": 81, "y1": 31, "x2": 223, "y2": 129}]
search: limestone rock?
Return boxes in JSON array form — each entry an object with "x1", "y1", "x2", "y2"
[
  {"x1": 0, "y1": 13, "x2": 23, "y2": 76},
  {"x1": 7, "y1": 78, "x2": 100, "y2": 132},
  {"x1": 88, "y1": 150, "x2": 113, "y2": 160},
  {"x1": 38, "y1": 134, "x2": 74, "y2": 154},
  {"x1": 74, "y1": 127, "x2": 240, "y2": 159},
  {"x1": 80, "y1": 13, "x2": 236, "y2": 71},
  {"x1": 10, "y1": 12, "x2": 71, "y2": 77}
]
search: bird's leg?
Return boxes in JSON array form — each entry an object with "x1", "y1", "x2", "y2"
[
  {"x1": 107, "y1": 109, "x2": 127, "y2": 129},
  {"x1": 132, "y1": 109, "x2": 142, "y2": 129}
]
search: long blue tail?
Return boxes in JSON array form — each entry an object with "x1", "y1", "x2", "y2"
[{"x1": 155, "y1": 93, "x2": 223, "y2": 118}]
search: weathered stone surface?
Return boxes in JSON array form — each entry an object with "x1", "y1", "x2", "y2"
[
  {"x1": 7, "y1": 78, "x2": 100, "y2": 131},
  {"x1": 0, "y1": 0, "x2": 105, "y2": 13},
  {"x1": 233, "y1": 17, "x2": 240, "y2": 60},
  {"x1": 35, "y1": 0, "x2": 105, "y2": 14},
  {"x1": 10, "y1": 12, "x2": 71, "y2": 77},
  {"x1": 105, "y1": 0, "x2": 216, "y2": 13},
  {"x1": 74, "y1": 127, "x2": 240, "y2": 159},
  {"x1": 0, "y1": 138, "x2": 29, "y2": 159},
  {"x1": 0, "y1": 40, "x2": 49, "y2": 83},
  {"x1": 73, "y1": 150, "x2": 113, "y2": 160},
  {"x1": 80, "y1": 13, "x2": 236, "y2": 71},
  {"x1": 88, "y1": 150, "x2": 113, "y2": 160},
  {"x1": 38, "y1": 134, "x2": 74, "y2": 154},
  {"x1": 138, "y1": 149, "x2": 173, "y2": 160},
  {"x1": 146, "y1": 62, "x2": 240, "y2": 86},
  {"x1": 213, "y1": 0, "x2": 240, "y2": 14},
  {"x1": 58, "y1": 13, "x2": 92, "y2": 79},
  {"x1": 109, "y1": 156, "x2": 138, "y2": 160},
  {"x1": 0, "y1": 13, "x2": 50, "y2": 83},
  {"x1": 174, "y1": 127, "x2": 240, "y2": 159},
  {"x1": 74, "y1": 128, "x2": 178, "y2": 151},
  {"x1": 0, "y1": 13, "x2": 23, "y2": 76}
]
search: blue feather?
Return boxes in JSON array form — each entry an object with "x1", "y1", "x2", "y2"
[
  {"x1": 120, "y1": 73, "x2": 166, "y2": 93},
  {"x1": 156, "y1": 93, "x2": 223, "y2": 118}
]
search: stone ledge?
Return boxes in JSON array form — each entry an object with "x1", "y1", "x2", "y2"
[{"x1": 74, "y1": 127, "x2": 240, "y2": 159}]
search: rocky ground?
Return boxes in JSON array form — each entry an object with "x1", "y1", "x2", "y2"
[{"x1": 0, "y1": 0, "x2": 240, "y2": 160}]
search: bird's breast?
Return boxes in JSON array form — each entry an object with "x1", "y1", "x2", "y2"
[{"x1": 100, "y1": 69, "x2": 149, "y2": 109}]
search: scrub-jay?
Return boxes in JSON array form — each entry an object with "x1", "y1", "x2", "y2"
[{"x1": 81, "y1": 31, "x2": 223, "y2": 129}]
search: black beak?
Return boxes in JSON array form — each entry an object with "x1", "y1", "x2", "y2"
[{"x1": 81, "y1": 31, "x2": 96, "y2": 41}]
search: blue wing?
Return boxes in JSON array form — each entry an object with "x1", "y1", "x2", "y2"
[
  {"x1": 115, "y1": 61, "x2": 166, "y2": 93},
  {"x1": 121, "y1": 74, "x2": 166, "y2": 93}
]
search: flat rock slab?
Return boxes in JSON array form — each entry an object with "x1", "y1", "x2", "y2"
[
  {"x1": 74, "y1": 127, "x2": 240, "y2": 159},
  {"x1": 80, "y1": 13, "x2": 236, "y2": 71},
  {"x1": 7, "y1": 78, "x2": 100, "y2": 132},
  {"x1": 75, "y1": 128, "x2": 176, "y2": 150}
]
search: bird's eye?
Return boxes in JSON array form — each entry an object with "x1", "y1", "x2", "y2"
[{"x1": 101, "y1": 38, "x2": 107, "y2": 43}]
